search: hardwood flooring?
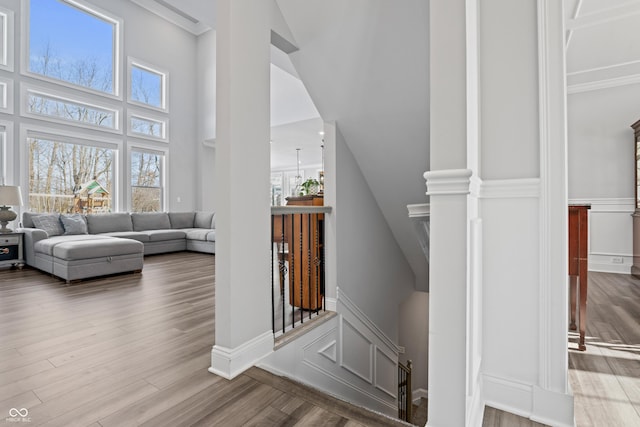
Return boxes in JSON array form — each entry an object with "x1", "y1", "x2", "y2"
[
  {"x1": 0, "y1": 252, "x2": 405, "y2": 427},
  {"x1": 2, "y1": 254, "x2": 638, "y2": 426},
  {"x1": 484, "y1": 271, "x2": 640, "y2": 427}
]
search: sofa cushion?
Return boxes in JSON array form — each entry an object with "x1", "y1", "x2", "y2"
[
  {"x1": 169, "y1": 212, "x2": 195, "y2": 229},
  {"x1": 34, "y1": 234, "x2": 114, "y2": 256},
  {"x1": 143, "y1": 229, "x2": 186, "y2": 242},
  {"x1": 60, "y1": 214, "x2": 88, "y2": 235},
  {"x1": 183, "y1": 229, "x2": 210, "y2": 241},
  {"x1": 52, "y1": 238, "x2": 144, "y2": 261},
  {"x1": 206, "y1": 230, "x2": 216, "y2": 242},
  {"x1": 32, "y1": 214, "x2": 64, "y2": 237},
  {"x1": 194, "y1": 211, "x2": 214, "y2": 229},
  {"x1": 86, "y1": 213, "x2": 133, "y2": 234},
  {"x1": 131, "y1": 212, "x2": 171, "y2": 231},
  {"x1": 99, "y1": 231, "x2": 150, "y2": 243}
]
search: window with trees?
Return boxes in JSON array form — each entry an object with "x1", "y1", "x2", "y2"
[
  {"x1": 27, "y1": 89, "x2": 117, "y2": 130},
  {"x1": 131, "y1": 149, "x2": 163, "y2": 212},
  {"x1": 28, "y1": 135, "x2": 114, "y2": 213},
  {"x1": 130, "y1": 62, "x2": 165, "y2": 109},
  {"x1": 28, "y1": 0, "x2": 117, "y2": 95}
]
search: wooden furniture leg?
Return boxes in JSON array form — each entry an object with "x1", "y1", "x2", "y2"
[{"x1": 569, "y1": 275, "x2": 577, "y2": 331}]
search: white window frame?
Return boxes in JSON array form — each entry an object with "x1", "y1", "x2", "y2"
[
  {"x1": 127, "y1": 141, "x2": 167, "y2": 212},
  {"x1": 21, "y1": 124, "x2": 122, "y2": 212},
  {"x1": 0, "y1": 6, "x2": 15, "y2": 72},
  {"x1": 0, "y1": 120, "x2": 14, "y2": 186},
  {"x1": 127, "y1": 57, "x2": 168, "y2": 112},
  {"x1": 21, "y1": 0, "x2": 123, "y2": 100},
  {"x1": 127, "y1": 108, "x2": 168, "y2": 142},
  {"x1": 22, "y1": 84, "x2": 122, "y2": 133},
  {"x1": 0, "y1": 76, "x2": 14, "y2": 114}
]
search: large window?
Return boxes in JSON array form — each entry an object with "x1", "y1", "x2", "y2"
[
  {"x1": 130, "y1": 62, "x2": 165, "y2": 109},
  {"x1": 29, "y1": 136, "x2": 114, "y2": 213},
  {"x1": 27, "y1": 89, "x2": 117, "y2": 129},
  {"x1": 131, "y1": 149, "x2": 163, "y2": 212},
  {"x1": 28, "y1": 0, "x2": 117, "y2": 95}
]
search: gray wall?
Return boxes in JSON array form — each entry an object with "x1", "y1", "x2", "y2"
[{"x1": 335, "y1": 127, "x2": 414, "y2": 341}]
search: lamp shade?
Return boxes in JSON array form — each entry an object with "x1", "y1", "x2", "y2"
[{"x1": 0, "y1": 186, "x2": 23, "y2": 206}]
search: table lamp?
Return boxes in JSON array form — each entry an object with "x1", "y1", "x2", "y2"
[{"x1": 0, "y1": 185, "x2": 23, "y2": 233}]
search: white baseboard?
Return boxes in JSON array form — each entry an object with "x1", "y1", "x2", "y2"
[
  {"x1": 209, "y1": 331, "x2": 274, "y2": 379},
  {"x1": 412, "y1": 387, "x2": 428, "y2": 405},
  {"x1": 483, "y1": 374, "x2": 574, "y2": 427}
]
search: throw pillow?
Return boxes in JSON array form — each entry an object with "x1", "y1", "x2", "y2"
[
  {"x1": 32, "y1": 214, "x2": 64, "y2": 237},
  {"x1": 60, "y1": 214, "x2": 88, "y2": 235}
]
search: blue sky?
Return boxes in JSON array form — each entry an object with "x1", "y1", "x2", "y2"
[{"x1": 29, "y1": 0, "x2": 114, "y2": 90}]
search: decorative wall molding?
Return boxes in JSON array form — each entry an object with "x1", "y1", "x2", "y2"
[
  {"x1": 337, "y1": 288, "x2": 402, "y2": 356},
  {"x1": 566, "y1": 1, "x2": 640, "y2": 31},
  {"x1": 568, "y1": 73, "x2": 640, "y2": 94},
  {"x1": 209, "y1": 331, "x2": 273, "y2": 380},
  {"x1": 424, "y1": 169, "x2": 472, "y2": 195},
  {"x1": 480, "y1": 178, "x2": 541, "y2": 199},
  {"x1": 568, "y1": 197, "x2": 634, "y2": 212},
  {"x1": 407, "y1": 203, "x2": 430, "y2": 218}
]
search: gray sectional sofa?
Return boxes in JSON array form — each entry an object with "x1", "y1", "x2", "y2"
[{"x1": 20, "y1": 211, "x2": 215, "y2": 283}]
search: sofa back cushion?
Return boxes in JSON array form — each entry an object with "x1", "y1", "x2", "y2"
[
  {"x1": 60, "y1": 213, "x2": 88, "y2": 235},
  {"x1": 31, "y1": 213, "x2": 64, "y2": 237},
  {"x1": 194, "y1": 211, "x2": 214, "y2": 229},
  {"x1": 169, "y1": 212, "x2": 195, "y2": 229},
  {"x1": 86, "y1": 213, "x2": 133, "y2": 234},
  {"x1": 131, "y1": 212, "x2": 171, "y2": 231}
]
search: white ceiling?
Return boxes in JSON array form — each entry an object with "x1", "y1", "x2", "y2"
[{"x1": 565, "y1": 0, "x2": 640, "y2": 91}]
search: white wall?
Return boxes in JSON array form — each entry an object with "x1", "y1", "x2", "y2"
[
  {"x1": 197, "y1": 29, "x2": 216, "y2": 211},
  {"x1": 1, "y1": 0, "x2": 199, "y2": 213},
  {"x1": 335, "y1": 127, "x2": 414, "y2": 342},
  {"x1": 567, "y1": 84, "x2": 638, "y2": 273},
  {"x1": 399, "y1": 290, "x2": 429, "y2": 397}
]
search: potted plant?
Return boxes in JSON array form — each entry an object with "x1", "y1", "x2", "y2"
[{"x1": 300, "y1": 178, "x2": 320, "y2": 195}]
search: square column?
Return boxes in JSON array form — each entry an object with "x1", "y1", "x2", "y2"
[{"x1": 210, "y1": 0, "x2": 273, "y2": 379}]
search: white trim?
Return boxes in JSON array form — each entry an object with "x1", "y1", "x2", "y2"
[
  {"x1": 126, "y1": 141, "x2": 168, "y2": 212},
  {"x1": 21, "y1": 84, "x2": 122, "y2": 133},
  {"x1": 567, "y1": 73, "x2": 640, "y2": 94},
  {"x1": 127, "y1": 108, "x2": 168, "y2": 142},
  {"x1": 203, "y1": 138, "x2": 216, "y2": 148},
  {"x1": 339, "y1": 317, "x2": 374, "y2": 384},
  {"x1": 407, "y1": 203, "x2": 430, "y2": 218},
  {"x1": 324, "y1": 296, "x2": 337, "y2": 312},
  {"x1": 0, "y1": 76, "x2": 14, "y2": 114},
  {"x1": 20, "y1": 0, "x2": 124, "y2": 100},
  {"x1": 568, "y1": 197, "x2": 634, "y2": 212},
  {"x1": 480, "y1": 178, "x2": 541, "y2": 199},
  {"x1": 127, "y1": 56, "x2": 169, "y2": 113},
  {"x1": 0, "y1": 6, "x2": 14, "y2": 72},
  {"x1": 483, "y1": 374, "x2": 533, "y2": 420},
  {"x1": 128, "y1": 0, "x2": 211, "y2": 36},
  {"x1": 566, "y1": 1, "x2": 640, "y2": 31},
  {"x1": 537, "y1": 0, "x2": 572, "y2": 403},
  {"x1": 0, "y1": 120, "x2": 14, "y2": 186},
  {"x1": 424, "y1": 169, "x2": 472, "y2": 195},
  {"x1": 531, "y1": 386, "x2": 575, "y2": 427},
  {"x1": 337, "y1": 288, "x2": 402, "y2": 355},
  {"x1": 209, "y1": 330, "x2": 274, "y2": 380},
  {"x1": 413, "y1": 388, "x2": 428, "y2": 405}
]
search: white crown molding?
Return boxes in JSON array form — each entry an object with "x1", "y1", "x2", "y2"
[
  {"x1": 480, "y1": 178, "x2": 541, "y2": 199},
  {"x1": 568, "y1": 73, "x2": 640, "y2": 94},
  {"x1": 129, "y1": 0, "x2": 211, "y2": 36},
  {"x1": 566, "y1": 1, "x2": 640, "y2": 31},
  {"x1": 424, "y1": 169, "x2": 472, "y2": 196},
  {"x1": 568, "y1": 197, "x2": 634, "y2": 211}
]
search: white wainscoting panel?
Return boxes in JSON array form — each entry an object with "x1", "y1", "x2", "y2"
[
  {"x1": 258, "y1": 288, "x2": 401, "y2": 417},
  {"x1": 570, "y1": 198, "x2": 634, "y2": 273}
]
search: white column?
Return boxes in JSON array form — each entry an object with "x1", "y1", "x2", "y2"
[{"x1": 210, "y1": 0, "x2": 273, "y2": 379}]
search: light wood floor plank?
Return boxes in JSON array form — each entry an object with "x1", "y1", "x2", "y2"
[{"x1": 2, "y1": 253, "x2": 638, "y2": 426}]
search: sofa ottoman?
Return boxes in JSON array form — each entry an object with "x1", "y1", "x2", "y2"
[{"x1": 50, "y1": 237, "x2": 144, "y2": 283}]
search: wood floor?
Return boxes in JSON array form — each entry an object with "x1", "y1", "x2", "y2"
[
  {"x1": 483, "y1": 271, "x2": 640, "y2": 427},
  {"x1": 0, "y1": 252, "x2": 406, "y2": 427},
  {"x1": 1, "y1": 253, "x2": 638, "y2": 426}
]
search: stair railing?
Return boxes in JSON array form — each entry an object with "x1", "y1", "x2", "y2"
[{"x1": 398, "y1": 359, "x2": 413, "y2": 422}]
